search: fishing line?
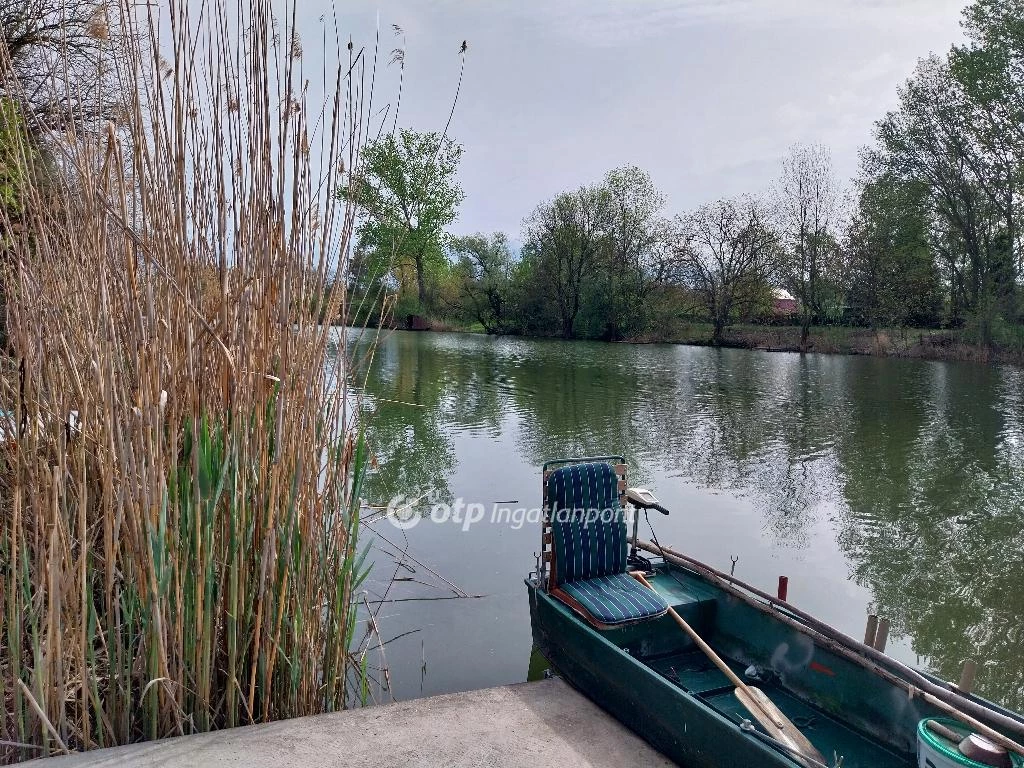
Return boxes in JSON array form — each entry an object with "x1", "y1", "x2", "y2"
[{"x1": 644, "y1": 509, "x2": 693, "y2": 591}]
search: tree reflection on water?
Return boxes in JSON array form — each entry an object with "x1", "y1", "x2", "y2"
[{"x1": 346, "y1": 330, "x2": 1024, "y2": 708}]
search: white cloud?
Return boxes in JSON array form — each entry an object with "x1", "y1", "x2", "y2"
[
  {"x1": 500, "y1": 0, "x2": 967, "y2": 47},
  {"x1": 301, "y1": 0, "x2": 971, "y2": 233}
]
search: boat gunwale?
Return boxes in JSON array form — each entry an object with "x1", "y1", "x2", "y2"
[
  {"x1": 631, "y1": 538, "x2": 1024, "y2": 743},
  {"x1": 526, "y1": 576, "x2": 806, "y2": 767},
  {"x1": 529, "y1": 571, "x2": 923, "y2": 767}
]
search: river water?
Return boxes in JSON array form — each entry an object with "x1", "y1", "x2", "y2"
[{"x1": 342, "y1": 329, "x2": 1024, "y2": 710}]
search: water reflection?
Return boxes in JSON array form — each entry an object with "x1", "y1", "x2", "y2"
[
  {"x1": 344, "y1": 329, "x2": 1024, "y2": 708},
  {"x1": 837, "y1": 363, "x2": 1024, "y2": 706}
]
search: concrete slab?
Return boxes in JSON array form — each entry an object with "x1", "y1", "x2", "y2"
[{"x1": 34, "y1": 679, "x2": 676, "y2": 768}]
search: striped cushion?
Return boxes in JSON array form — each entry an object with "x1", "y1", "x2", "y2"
[
  {"x1": 558, "y1": 573, "x2": 668, "y2": 625},
  {"x1": 547, "y1": 462, "x2": 626, "y2": 585}
]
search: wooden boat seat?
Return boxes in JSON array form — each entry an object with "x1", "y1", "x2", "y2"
[{"x1": 545, "y1": 461, "x2": 669, "y2": 628}]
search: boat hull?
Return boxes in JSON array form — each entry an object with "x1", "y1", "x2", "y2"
[{"x1": 527, "y1": 578, "x2": 795, "y2": 767}]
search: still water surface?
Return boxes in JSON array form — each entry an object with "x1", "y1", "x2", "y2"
[{"x1": 342, "y1": 329, "x2": 1024, "y2": 710}]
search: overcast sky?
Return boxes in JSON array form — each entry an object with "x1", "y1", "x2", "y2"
[{"x1": 298, "y1": 1, "x2": 968, "y2": 237}]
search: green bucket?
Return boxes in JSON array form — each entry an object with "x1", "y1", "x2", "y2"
[{"x1": 917, "y1": 718, "x2": 1024, "y2": 768}]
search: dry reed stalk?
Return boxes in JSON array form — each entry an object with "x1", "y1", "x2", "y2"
[{"x1": 0, "y1": 0, "x2": 383, "y2": 760}]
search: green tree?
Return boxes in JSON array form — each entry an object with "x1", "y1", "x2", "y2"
[
  {"x1": 0, "y1": 98, "x2": 33, "y2": 349},
  {"x1": 596, "y1": 166, "x2": 670, "y2": 339},
  {"x1": 0, "y1": 97, "x2": 55, "y2": 350},
  {"x1": 845, "y1": 172, "x2": 944, "y2": 328},
  {"x1": 348, "y1": 129, "x2": 464, "y2": 311},
  {"x1": 872, "y1": 49, "x2": 1019, "y2": 336},
  {"x1": 0, "y1": 98, "x2": 32, "y2": 215},
  {"x1": 951, "y1": 0, "x2": 1024, "y2": 285},
  {"x1": 522, "y1": 185, "x2": 611, "y2": 339},
  {"x1": 449, "y1": 232, "x2": 517, "y2": 333},
  {"x1": 509, "y1": 245, "x2": 563, "y2": 337},
  {"x1": 505, "y1": 168, "x2": 674, "y2": 341}
]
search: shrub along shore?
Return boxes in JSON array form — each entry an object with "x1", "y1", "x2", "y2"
[{"x1": 655, "y1": 325, "x2": 1024, "y2": 365}]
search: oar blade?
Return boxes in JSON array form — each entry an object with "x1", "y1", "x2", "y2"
[
  {"x1": 736, "y1": 687, "x2": 826, "y2": 767},
  {"x1": 631, "y1": 571, "x2": 826, "y2": 765}
]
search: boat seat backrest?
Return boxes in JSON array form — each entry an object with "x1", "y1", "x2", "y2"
[{"x1": 546, "y1": 462, "x2": 627, "y2": 586}]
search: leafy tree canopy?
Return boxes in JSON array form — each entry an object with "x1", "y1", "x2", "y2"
[{"x1": 348, "y1": 129, "x2": 464, "y2": 310}]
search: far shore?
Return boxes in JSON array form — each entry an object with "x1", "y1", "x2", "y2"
[
  {"x1": 628, "y1": 324, "x2": 1024, "y2": 366},
  {"x1": 341, "y1": 320, "x2": 1024, "y2": 366}
]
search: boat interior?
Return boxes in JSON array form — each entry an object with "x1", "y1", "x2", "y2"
[
  {"x1": 537, "y1": 457, "x2": 1024, "y2": 768},
  {"x1": 619, "y1": 565, "x2": 913, "y2": 767}
]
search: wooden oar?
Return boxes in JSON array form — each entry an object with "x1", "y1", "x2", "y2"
[
  {"x1": 631, "y1": 571, "x2": 827, "y2": 768},
  {"x1": 633, "y1": 538, "x2": 1024, "y2": 747},
  {"x1": 918, "y1": 690, "x2": 1024, "y2": 757},
  {"x1": 632, "y1": 540, "x2": 1024, "y2": 759}
]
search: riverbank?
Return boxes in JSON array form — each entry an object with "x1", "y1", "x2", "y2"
[
  {"x1": 34, "y1": 679, "x2": 673, "y2": 768},
  {"x1": 359, "y1": 319, "x2": 1024, "y2": 365},
  {"x1": 646, "y1": 324, "x2": 1024, "y2": 365}
]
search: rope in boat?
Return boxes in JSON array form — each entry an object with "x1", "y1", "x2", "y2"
[{"x1": 643, "y1": 510, "x2": 696, "y2": 594}]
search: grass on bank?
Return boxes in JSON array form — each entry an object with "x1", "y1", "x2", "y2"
[
  {"x1": 655, "y1": 323, "x2": 1024, "y2": 362},
  {"x1": 0, "y1": 1, "x2": 385, "y2": 761}
]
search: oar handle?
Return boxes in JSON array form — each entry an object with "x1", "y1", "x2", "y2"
[
  {"x1": 630, "y1": 571, "x2": 825, "y2": 766},
  {"x1": 922, "y1": 691, "x2": 1024, "y2": 757},
  {"x1": 925, "y1": 719, "x2": 962, "y2": 743},
  {"x1": 630, "y1": 571, "x2": 767, "y2": 718}
]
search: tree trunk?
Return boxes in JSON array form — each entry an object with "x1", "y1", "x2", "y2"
[
  {"x1": 712, "y1": 317, "x2": 725, "y2": 346},
  {"x1": 415, "y1": 248, "x2": 427, "y2": 308},
  {"x1": 800, "y1": 315, "x2": 811, "y2": 352},
  {"x1": 562, "y1": 313, "x2": 575, "y2": 339}
]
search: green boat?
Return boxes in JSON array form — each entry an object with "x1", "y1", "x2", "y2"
[{"x1": 526, "y1": 457, "x2": 1024, "y2": 768}]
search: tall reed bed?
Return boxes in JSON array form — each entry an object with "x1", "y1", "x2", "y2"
[{"x1": 1, "y1": 1, "x2": 375, "y2": 760}]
